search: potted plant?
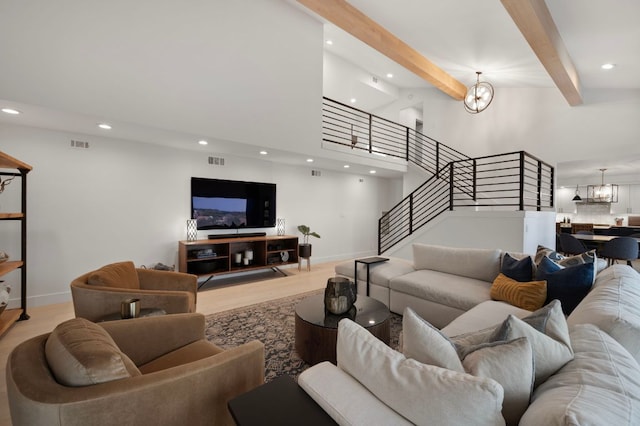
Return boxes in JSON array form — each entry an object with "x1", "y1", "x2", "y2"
[{"x1": 297, "y1": 225, "x2": 320, "y2": 258}]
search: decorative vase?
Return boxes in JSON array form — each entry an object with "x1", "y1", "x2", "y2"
[
  {"x1": 186, "y1": 219, "x2": 198, "y2": 241},
  {"x1": 324, "y1": 277, "x2": 357, "y2": 315}
]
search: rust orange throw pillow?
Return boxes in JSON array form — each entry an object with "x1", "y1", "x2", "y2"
[{"x1": 490, "y1": 273, "x2": 547, "y2": 311}]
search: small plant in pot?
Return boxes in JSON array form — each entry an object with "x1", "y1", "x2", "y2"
[{"x1": 297, "y1": 225, "x2": 320, "y2": 259}]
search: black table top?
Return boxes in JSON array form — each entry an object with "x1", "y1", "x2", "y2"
[
  {"x1": 295, "y1": 294, "x2": 390, "y2": 329},
  {"x1": 355, "y1": 256, "x2": 389, "y2": 264},
  {"x1": 228, "y1": 375, "x2": 336, "y2": 426}
]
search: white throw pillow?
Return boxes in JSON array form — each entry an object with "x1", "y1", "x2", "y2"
[
  {"x1": 337, "y1": 319, "x2": 506, "y2": 426},
  {"x1": 402, "y1": 307, "x2": 464, "y2": 372},
  {"x1": 519, "y1": 299, "x2": 572, "y2": 350},
  {"x1": 403, "y1": 307, "x2": 533, "y2": 426},
  {"x1": 461, "y1": 337, "x2": 534, "y2": 426},
  {"x1": 491, "y1": 304, "x2": 573, "y2": 387}
]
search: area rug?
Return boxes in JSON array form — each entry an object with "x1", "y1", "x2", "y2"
[{"x1": 205, "y1": 290, "x2": 402, "y2": 382}]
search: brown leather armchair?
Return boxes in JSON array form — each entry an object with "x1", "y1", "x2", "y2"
[
  {"x1": 71, "y1": 261, "x2": 197, "y2": 321},
  {"x1": 6, "y1": 313, "x2": 265, "y2": 426}
]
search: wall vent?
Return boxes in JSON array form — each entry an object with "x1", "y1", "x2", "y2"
[
  {"x1": 359, "y1": 178, "x2": 364, "y2": 183},
  {"x1": 372, "y1": 76, "x2": 378, "y2": 83},
  {"x1": 311, "y1": 170, "x2": 322, "y2": 177},
  {"x1": 70, "y1": 140, "x2": 90, "y2": 149},
  {"x1": 208, "y1": 156, "x2": 225, "y2": 166}
]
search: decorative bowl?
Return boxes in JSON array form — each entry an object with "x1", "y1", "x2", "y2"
[{"x1": 0, "y1": 251, "x2": 8, "y2": 263}]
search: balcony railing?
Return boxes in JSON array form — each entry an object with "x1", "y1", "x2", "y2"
[{"x1": 322, "y1": 97, "x2": 469, "y2": 174}]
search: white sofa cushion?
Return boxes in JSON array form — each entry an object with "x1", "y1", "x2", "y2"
[
  {"x1": 412, "y1": 243, "x2": 501, "y2": 283},
  {"x1": 298, "y1": 361, "x2": 412, "y2": 426},
  {"x1": 568, "y1": 264, "x2": 640, "y2": 363},
  {"x1": 520, "y1": 324, "x2": 640, "y2": 426},
  {"x1": 336, "y1": 319, "x2": 506, "y2": 426},
  {"x1": 390, "y1": 270, "x2": 492, "y2": 311}
]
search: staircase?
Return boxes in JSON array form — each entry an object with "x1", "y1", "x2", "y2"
[{"x1": 322, "y1": 97, "x2": 555, "y2": 254}]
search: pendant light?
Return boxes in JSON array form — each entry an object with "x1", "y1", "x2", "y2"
[
  {"x1": 464, "y1": 72, "x2": 494, "y2": 114},
  {"x1": 571, "y1": 185, "x2": 582, "y2": 201},
  {"x1": 587, "y1": 168, "x2": 618, "y2": 203}
]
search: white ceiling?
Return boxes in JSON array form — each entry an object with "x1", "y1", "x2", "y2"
[
  {"x1": 321, "y1": 0, "x2": 640, "y2": 103},
  {"x1": 1, "y1": 0, "x2": 639, "y2": 180},
  {"x1": 315, "y1": 0, "x2": 640, "y2": 182}
]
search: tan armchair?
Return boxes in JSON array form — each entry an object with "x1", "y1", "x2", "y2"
[
  {"x1": 71, "y1": 261, "x2": 198, "y2": 321},
  {"x1": 6, "y1": 313, "x2": 265, "y2": 426}
]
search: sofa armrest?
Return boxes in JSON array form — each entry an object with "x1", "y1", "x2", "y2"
[
  {"x1": 335, "y1": 257, "x2": 415, "y2": 288},
  {"x1": 299, "y1": 362, "x2": 412, "y2": 426},
  {"x1": 100, "y1": 313, "x2": 205, "y2": 366},
  {"x1": 70, "y1": 283, "x2": 195, "y2": 321}
]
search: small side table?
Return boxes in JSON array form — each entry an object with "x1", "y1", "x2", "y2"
[
  {"x1": 354, "y1": 256, "x2": 388, "y2": 296},
  {"x1": 294, "y1": 294, "x2": 390, "y2": 365},
  {"x1": 228, "y1": 375, "x2": 336, "y2": 426}
]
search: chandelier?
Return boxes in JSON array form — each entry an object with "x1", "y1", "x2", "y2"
[
  {"x1": 586, "y1": 168, "x2": 618, "y2": 203},
  {"x1": 464, "y1": 72, "x2": 494, "y2": 114}
]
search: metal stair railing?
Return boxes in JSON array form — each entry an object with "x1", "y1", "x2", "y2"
[
  {"x1": 320, "y1": 97, "x2": 555, "y2": 254},
  {"x1": 379, "y1": 151, "x2": 554, "y2": 254}
]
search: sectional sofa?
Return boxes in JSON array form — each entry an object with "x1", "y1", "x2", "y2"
[{"x1": 300, "y1": 244, "x2": 640, "y2": 425}]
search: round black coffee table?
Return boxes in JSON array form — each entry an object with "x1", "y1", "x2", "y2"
[{"x1": 294, "y1": 294, "x2": 390, "y2": 365}]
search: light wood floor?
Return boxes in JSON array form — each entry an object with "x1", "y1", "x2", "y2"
[{"x1": 0, "y1": 260, "x2": 341, "y2": 426}]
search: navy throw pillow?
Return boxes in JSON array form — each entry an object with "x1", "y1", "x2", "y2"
[
  {"x1": 501, "y1": 253, "x2": 534, "y2": 282},
  {"x1": 536, "y1": 256, "x2": 594, "y2": 315}
]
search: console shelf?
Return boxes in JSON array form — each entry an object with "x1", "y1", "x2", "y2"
[
  {"x1": 178, "y1": 235, "x2": 299, "y2": 280},
  {"x1": 0, "y1": 151, "x2": 32, "y2": 339}
]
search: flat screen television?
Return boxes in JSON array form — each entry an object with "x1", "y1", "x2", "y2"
[{"x1": 191, "y1": 177, "x2": 276, "y2": 230}]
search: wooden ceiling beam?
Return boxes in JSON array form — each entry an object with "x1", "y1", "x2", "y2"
[
  {"x1": 297, "y1": 0, "x2": 467, "y2": 101},
  {"x1": 501, "y1": 0, "x2": 582, "y2": 106}
]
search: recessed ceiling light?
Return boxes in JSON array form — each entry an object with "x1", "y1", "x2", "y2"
[
  {"x1": 369, "y1": 170, "x2": 376, "y2": 174},
  {"x1": 386, "y1": 73, "x2": 393, "y2": 78},
  {"x1": 259, "y1": 150, "x2": 268, "y2": 155},
  {"x1": 343, "y1": 165, "x2": 350, "y2": 168},
  {"x1": 306, "y1": 158, "x2": 314, "y2": 163},
  {"x1": 601, "y1": 63, "x2": 616, "y2": 70},
  {"x1": 350, "y1": 98, "x2": 356, "y2": 103},
  {"x1": 98, "y1": 123, "x2": 112, "y2": 130},
  {"x1": 326, "y1": 40, "x2": 333, "y2": 45},
  {"x1": 1, "y1": 108, "x2": 20, "y2": 115},
  {"x1": 198, "y1": 140, "x2": 208, "y2": 145}
]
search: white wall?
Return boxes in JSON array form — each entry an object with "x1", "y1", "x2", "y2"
[
  {"x1": 374, "y1": 88, "x2": 640, "y2": 167},
  {"x1": 385, "y1": 211, "x2": 556, "y2": 260},
  {"x1": 0, "y1": 124, "x2": 393, "y2": 307},
  {"x1": 0, "y1": 0, "x2": 324, "y2": 156}
]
